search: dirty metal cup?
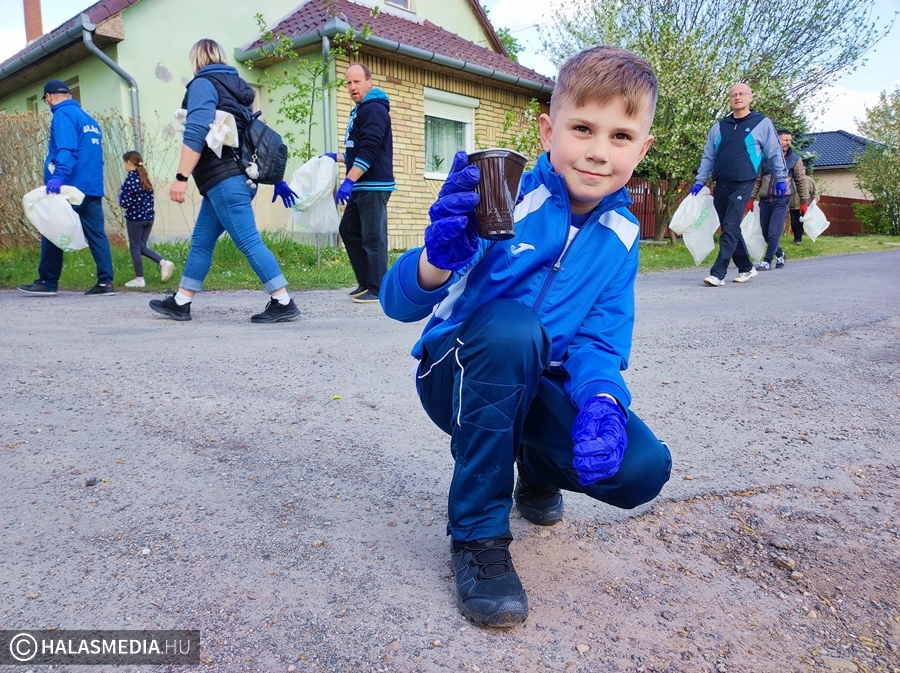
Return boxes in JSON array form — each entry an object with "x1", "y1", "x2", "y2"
[{"x1": 468, "y1": 148, "x2": 528, "y2": 240}]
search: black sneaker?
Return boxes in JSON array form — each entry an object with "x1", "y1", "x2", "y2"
[
  {"x1": 85, "y1": 283, "x2": 116, "y2": 296},
  {"x1": 17, "y1": 280, "x2": 57, "y2": 296},
  {"x1": 250, "y1": 298, "x2": 300, "y2": 323},
  {"x1": 149, "y1": 293, "x2": 192, "y2": 321},
  {"x1": 450, "y1": 534, "x2": 528, "y2": 627},
  {"x1": 352, "y1": 290, "x2": 380, "y2": 304},
  {"x1": 348, "y1": 285, "x2": 367, "y2": 297},
  {"x1": 514, "y1": 460, "x2": 564, "y2": 526},
  {"x1": 775, "y1": 254, "x2": 786, "y2": 269}
]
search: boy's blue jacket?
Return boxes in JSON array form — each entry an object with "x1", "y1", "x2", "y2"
[
  {"x1": 43, "y1": 98, "x2": 104, "y2": 197},
  {"x1": 380, "y1": 153, "x2": 640, "y2": 411}
]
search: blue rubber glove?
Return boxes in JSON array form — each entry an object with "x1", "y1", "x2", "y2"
[
  {"x1": 571, "y1": 395, "x2": 628, "y2": 485},
  {"x1": 335, "y1": 177, "x2": 355, "y2": 205},
  {"x1": 424, "y1": 151, "x2": 480, "y2": 271},
  {"x1": 272, "y1": 181, "x2": 298, "y2": 208},
  {"x1": 689, "y1": 183, "x2": 703, "y2": 196},
  {"x1": 775, "y1": 181, "x2": 787, "y2": 197},
  {"x1": 321, "y1": 153, "x2": 338, "y2": 162},
  {"x1": 46, "y1": 178, "x2": 63, "y2": 194}
]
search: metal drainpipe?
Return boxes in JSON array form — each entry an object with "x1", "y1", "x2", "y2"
[
  {"x1": 81, "y1": 14, "x2": 142, "y2": 154},
  {"x1": 322, "y1": 36, "x2": 331, "y2": 154}
]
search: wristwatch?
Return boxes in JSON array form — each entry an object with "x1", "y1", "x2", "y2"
[{"x1": 175, "y1": 173, "x2": 189, "y2": 182}]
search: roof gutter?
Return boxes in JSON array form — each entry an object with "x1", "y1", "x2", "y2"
[
  {"x1": 81, "y1": 14, "x2": 142, "y2": 154},
  {"x1": 234, "y1": 17, "x2": 553, "y2": 95},
  {"x1": 0, "y1": 15, "x2": 86, "y2": 79}
]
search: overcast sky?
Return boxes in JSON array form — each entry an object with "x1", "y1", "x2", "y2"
[{"x1": 2, "y1": 0, "x2": 898, "y2": 134}]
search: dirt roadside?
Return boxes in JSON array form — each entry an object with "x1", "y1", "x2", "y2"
[{"x1": 1, "y1": 250, "x2": 898, "y2": 673}]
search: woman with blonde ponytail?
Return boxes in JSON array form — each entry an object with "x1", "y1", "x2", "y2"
[{"x1": 119, "y1": 150, "x2": 175, "y2": 287}]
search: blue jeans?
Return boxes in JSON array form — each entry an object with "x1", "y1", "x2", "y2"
[
  {"x1": 416, "y1": 299, "x2": 672, "y2": 542},
  {"x1": 338, "y1": 191, "x2": 390, "y2": 294},
  {"x1": 759, "y1": 197, "x2": 789, "y2": 262},
  {"x1": 38, "y1": 195, "x2": 113, "y2": 289},
  {"x1": 181, "y1": 176, "x2": 287, "y2": 294},
  {"x1": 710, "y1": 180, "x2": 755, "y2": 280}
]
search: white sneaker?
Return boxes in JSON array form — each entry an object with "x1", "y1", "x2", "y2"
[
  {"x1": 125, "y1": 278, "x2": 146, "y2": 288},
  {"x1": 748, "y1": 267, "x2": 758, "y2": 278},
  {"x1": 160, "y1": 260, "x2": 175, "y2": 282},
  {"x1": 703, "y1": 276, "x2": 725, "y2": 287},
  {"x1": 733, "y1": 272, "x2": 753, "y2": 283}
]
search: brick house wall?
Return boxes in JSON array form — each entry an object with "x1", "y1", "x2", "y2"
[{"x1": 334, "y1": 53, "x2": 542, "y2": 250}]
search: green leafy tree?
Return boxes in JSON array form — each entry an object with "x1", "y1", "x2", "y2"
[
  {"x1": 248, "y1": 14, "x2": 372, "y2": 160},
  {"x1": 500, "y1": 98, "x2": 542, "y2": 166},
  {"x1": 482, "y1": 5, "x2": 523, "y2": 61},
  {"x1": 540, "y1": 0, "x2": 895, "y2": 240},
  {"x1": 855, "y1": 86, "x2": 900, "y2": 235}
]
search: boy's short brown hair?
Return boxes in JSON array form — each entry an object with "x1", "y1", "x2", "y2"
[{"x1": 550, "y1": 45, "x2": 658, "y2": 120}]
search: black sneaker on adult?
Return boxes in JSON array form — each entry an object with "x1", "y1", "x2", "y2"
[
  {"x1": 250, "y1": 298, "x2": 301, "y2": 323},
  {"x1": 352, "y1": 290, "x2": 380, "y2": 304},
  {"x1": 85, "y1": 283, "x2": 116, "y2": 296},
  {"x1": 514, "y1": 460, "x2": 564, "y2": 526},
  {"x1": 17, "y1": 280, "x2": 57, "y2": 296},
  {"x1": 149, "y1": 293, "x2": 192, "y2": 321},
  {"x1": 348, "y1": 285, "x2": 367, "y2": 297},
  {"x1": 450, "y1": 534, "x2": 528, "y2": 627}
]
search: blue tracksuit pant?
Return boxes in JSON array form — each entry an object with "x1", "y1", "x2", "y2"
[
  {"x1": 416, "y1": 299, "x2": 672, "y2": 543},
  {"x1": 759, "y1": 197, "x2": 789, "y2": 263}
]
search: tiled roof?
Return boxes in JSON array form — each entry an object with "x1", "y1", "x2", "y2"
[
  {"x1": 0, "y1": 0, "x2": 138, "y2": 71},
  {"x1": 245, "y1": 0, "x2": 555, "y2": 89},
  {"x1": 806, "y1": 130, "x2": 873, "y2": 169}
]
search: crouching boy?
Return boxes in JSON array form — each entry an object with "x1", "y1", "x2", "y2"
[{"x1": 380, "y1": 46, "x2": 672, "y2": 627}]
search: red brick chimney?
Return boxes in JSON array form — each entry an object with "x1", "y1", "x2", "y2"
[{"x1": 23, "y1": 0, "x2": 44, "y2": 43}]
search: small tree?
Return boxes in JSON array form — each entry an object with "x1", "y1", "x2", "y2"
[
  {"x1": 855, "y1": 86, "x2": 900, "y2": 235},
  {"x1": 481, "y1": 5, "x2": 523, "y2": 61},
  {"x1": 500, "y1": 98, "x2": 542, "y2": 167},
  {"x1": 248, "y1": 14, "x2": 371, "y2": 160}
]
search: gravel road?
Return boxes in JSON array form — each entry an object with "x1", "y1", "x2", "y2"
[{"x1": 1, "y1": 249, "x2": 898, "y2": 672}]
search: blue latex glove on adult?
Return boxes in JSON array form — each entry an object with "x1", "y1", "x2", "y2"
[
  {"x1": 335, "y1": 177, "x2": 355, "y2": 205},
  {"x1": 424, "y1": 151, "x2": 480, "y2": 271},
  {"x1": 272, "y1": 180, "x2": 298, "y2": 208},
  {"x1": 46, "y1": 178, "x2": 63, "y2": 194},
  {"x1": 571, "y1": 395, "x2": 628, "y2": 486},
  {"x1": 321, "y1": 152, "x2": 338, "y2": 162},
  {"x1": 689, "y1": 183, "x2": 703, "y2": 196},
  {"x1": 775, "y1": 181, "x2": 787, "y2": 197}
]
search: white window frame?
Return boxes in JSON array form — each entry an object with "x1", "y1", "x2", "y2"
[
  {"x1": 385, "y1": 0, "x2": 413, "y2": 11},
  {"x1": 424, "y1": 88, "x2": 479, "y2": 180}
]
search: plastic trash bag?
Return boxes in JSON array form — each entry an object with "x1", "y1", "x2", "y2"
[
  {"x1": 22, "y1": 186, "x2": 87, "y2": 251},
  {"x1": 669, "y1": 188, "x2": 719, "y2": 265},
  {"x1": 172, "y1": 108, "x2": 238, "y2": 158},
  {"x1": 287, "y1": 156, "x2": 340, "y2": 234},
  {"x1": 801, "y1": 202, "x2": 830, "y2": 242},
  {"x1": 740, "y1": 203, "x2": 767, "y2": 263}
]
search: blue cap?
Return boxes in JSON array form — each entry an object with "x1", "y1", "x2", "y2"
[{"x1": 43, "y1": 80, "x2": 70, "y2": 96}]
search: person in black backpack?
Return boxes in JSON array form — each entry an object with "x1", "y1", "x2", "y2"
[{"x1": 149, "y1": 38, "x2": 300, "y2": 323}]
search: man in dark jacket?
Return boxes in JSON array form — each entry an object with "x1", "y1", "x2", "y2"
[
  {"x1": 690, "y1": 83, "x2": 786, "y2": 286},
  {"x1": 749, "y1": 130, "x2": 810, "y2": 269},
  {"x1": 18, "y1": 80, "x2": 115, "y2": 296},
  {"x1": 334, "y1": 64, "x2": 395, "y2": 304}
]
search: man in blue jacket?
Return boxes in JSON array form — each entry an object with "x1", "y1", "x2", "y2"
[
  {"x1": 18, "y1": 80, "x2": 115, "y2": 296},
  {"x1": 381, "y1": 46, "x2": 671, "y2": 627},
  {"x1": 690, "y1": 83, "x2": 786, "y2": 286},
  {"x1": 333, "y1": 64, "x2": 394, "y2": 304}
]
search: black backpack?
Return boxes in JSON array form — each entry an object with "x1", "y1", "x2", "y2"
[{"x1": 238, "y1": 110, "x2": 288, "y2": 185}]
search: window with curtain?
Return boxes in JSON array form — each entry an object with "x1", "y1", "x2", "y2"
[{"x1": 424, "y1": 88, "x2": 479, "y2": 179}]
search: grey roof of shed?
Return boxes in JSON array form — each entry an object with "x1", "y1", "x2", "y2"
[{"x1": 806, "y1": 130, "x2": 874, "y2": 170}]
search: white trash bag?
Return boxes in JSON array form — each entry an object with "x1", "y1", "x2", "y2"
[
  {"x1": 287, "y1": 156, "x2": 340, "y2": 235},
  {"x1": 801, "y1": 202, "x2": 830, "y2": 243},
  {"x1": 669, "y1": 187, "x2": 719, "y2": 265},
  {"x1": 22, "y1": 186, "x2": 88, "y2": 251},
  {"x1": 740, "y1": 203, "x2": 767, "y2": 263}
]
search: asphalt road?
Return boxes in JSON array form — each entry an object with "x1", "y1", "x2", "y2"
[{"x1": 1, "y1": 248, "x2": 898, "y2": 671}]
